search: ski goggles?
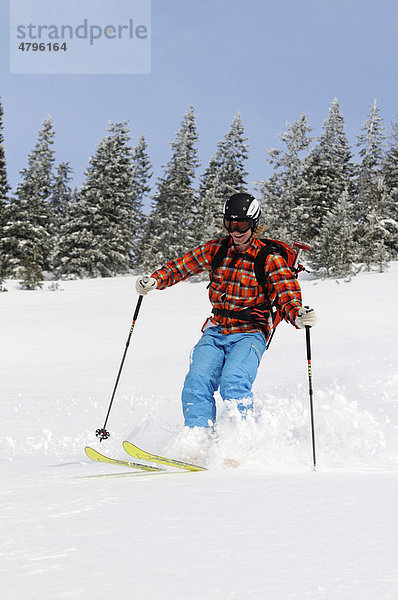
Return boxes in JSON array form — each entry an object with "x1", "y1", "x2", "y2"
[{"x1": 223, "y1": 218, "x2": 253, "y2": 233}]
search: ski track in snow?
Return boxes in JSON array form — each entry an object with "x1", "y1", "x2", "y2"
[{"x1": 1, "y1": 266, "x2": 397, "y2": 599}]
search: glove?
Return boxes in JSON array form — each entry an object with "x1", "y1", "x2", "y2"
[
  {"x1": 296, "y1": 307, "x2": 317, "y2": 328},
  {"x1": 135, "y1": 275, "x2": 157, "y2": 295}
]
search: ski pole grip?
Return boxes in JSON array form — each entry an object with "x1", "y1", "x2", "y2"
[
  {"x1": 132, "y1": 293, "x2": 144, "y2": 321},
  {"x1": 305, "y1": 325, "x2": 312, "y2": 360},
  {"x1": 137, "y1": 276, "x2": 149, "y2": 301}
]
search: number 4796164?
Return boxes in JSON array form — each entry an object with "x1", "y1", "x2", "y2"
[{"x1": 18, "y1": 42, "x2": 67, "y2": 51}]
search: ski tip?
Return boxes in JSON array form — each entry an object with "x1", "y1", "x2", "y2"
[
  {"x1": 84, "y1": 446, "x2": 100, "y2": 462},
  {"x1": 84, "y1": 445, "x2": 164, "y2": 472},
  {"x1": 122, "y1": 440, "x2": 207, "y2": 471},
  {"x1": 84, "y1": 446, "x2": 102, "y2": 459}
]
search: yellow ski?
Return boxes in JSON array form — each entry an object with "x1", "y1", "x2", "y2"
[
  {"x1": 84, "y1": 446, "x2": 163, "y2": 471},
  {"x1": 122, "y1": 440, "x2": 206, "y2": 472}
]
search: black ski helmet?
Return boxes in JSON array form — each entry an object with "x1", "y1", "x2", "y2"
[{"x1": 223, "y1": 193, "x2": 261, "y2": 230}]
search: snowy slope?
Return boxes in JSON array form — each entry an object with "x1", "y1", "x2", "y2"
[{"x1": 1, "y1": 265, "x2": 398, "y2": 599}]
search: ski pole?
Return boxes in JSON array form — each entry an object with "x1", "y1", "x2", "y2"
[
  {"x1": 95, "y1": 290, "x2": 145, "y2": 441},
  {"x1": 305, "y1": 323, "x2": 317, "y2": 471}
]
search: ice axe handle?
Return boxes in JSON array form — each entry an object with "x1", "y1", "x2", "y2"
[{"x1": 293, "y1": 241, "x2": 311, "y2": 269}]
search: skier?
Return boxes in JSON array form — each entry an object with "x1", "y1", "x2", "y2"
[{"x1": 136, "y1": 193, "x2": 316, "y2": 447}]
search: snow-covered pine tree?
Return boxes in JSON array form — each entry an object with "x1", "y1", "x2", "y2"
[
  {"x1": 49, "y1": 162, "x2": 74, "y2": 275},
  {"x1": 215, "y1": 112, "x2": 249, "y2": 195},
  {"x1": 196, "y1": 156, "x2": 222, "y2": 242},
  {"x1": 130, "y1": 135, "x2": 152, "y2": 269},
  {"x1": 0, "y1": 98, "x2": 10, "y2": 290},
  {"x1": 51, "y1": 191, "x2": 85, "y2": 279},
  {"x1": 2, "y1": 116, "x2": 55, "y2": 288},
  {"x1": 195, "y1": 112, "x2": 249, "y2": 244},
  {"x1": 140, "y1": 106, "x2": 200, "y2": 270},
  {"x1": 18, "y1": 245, "x2": 45, "y2": 290},
  {"x1": 355, "y1": 100, "x2": 387, "y2": 266},
  {"x1": 299, "y1": 99, "x2": 354, "y2": 247},
  {"x1": 50, "y1": 162, "x2": 74, "y2": 235},
  {"x1": 359, "y1": 177, "x2": 390, "y2": 272},
  {"x1": 257, "y1": 113, "x2": 313, "y2": 243},
  {"x1": 56, "y1": 122, "x2": 137, "y2": 278},
  {"x1": 383, "y1": 144, "x2": 398, "y2": 260},
  {"x1": 356, "y1": 100, "x2": 385, "y2": 207},
  {"x1": 379, "y1": 120, "x2": 398, "y2": 259},
  {"x1": 309, "y1": 189, "x2": 357, "y2": 279}
]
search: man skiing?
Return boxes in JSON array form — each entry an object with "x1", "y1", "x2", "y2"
[{"x1": 136, "y1": 192, "x2": 317, "y2": 438}]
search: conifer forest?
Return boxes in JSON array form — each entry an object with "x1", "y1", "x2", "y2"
[{"x1": 0, "y1": 98, "x2": 397, "y2": 290}]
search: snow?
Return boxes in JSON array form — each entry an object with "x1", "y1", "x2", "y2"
[{"x1": 1, "y1": 265, "x2": 398, "y2": 599}]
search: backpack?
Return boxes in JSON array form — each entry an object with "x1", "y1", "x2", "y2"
[{"x1": 209, "y1": 237, "x2": 308, "y2": 344}]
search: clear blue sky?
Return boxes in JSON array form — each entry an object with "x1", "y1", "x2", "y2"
[{"x1": 1, "y1": 0, "x2": 397, "y2": 209}]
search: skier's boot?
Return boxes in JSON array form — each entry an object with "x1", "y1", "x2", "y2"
[{"x1": 172, "y1": 426, "x2": 218, "y2": 466}]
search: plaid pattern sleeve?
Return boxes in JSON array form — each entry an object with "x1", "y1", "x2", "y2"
[
  {"x1": 265, "y1": 254, "x2": 302, "y2": 326},
  {"x1": 150, "y1": 240, "x2": 218, "y2": 288}
]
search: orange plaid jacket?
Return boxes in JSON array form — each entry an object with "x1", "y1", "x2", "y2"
[{"x1": 151, "y1": 237, "x2": 302, "y2": 338}]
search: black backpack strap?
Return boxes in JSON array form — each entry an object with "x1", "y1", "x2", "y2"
[
  {"x1": 253, "y1": 245, "x2": 271, "y2": 292},
  {"x1": 207, "y1": 236, "x2": 230, "y2": 288},
  {"x1": 254, "y1": 239, "x2": 290, "y2": 289},
  {"x1": 254, "y1": 241, "x2": 287, "y2": 325}
]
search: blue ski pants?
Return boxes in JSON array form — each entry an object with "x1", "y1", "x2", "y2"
[{"x1": 181, "y1": 326, "x2": 266, "y2": 428}]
